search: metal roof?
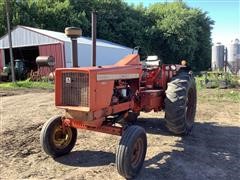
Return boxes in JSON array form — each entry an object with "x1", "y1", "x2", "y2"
[{"x1": 0, "y1": 25, "x2": 132, "y2": 50}]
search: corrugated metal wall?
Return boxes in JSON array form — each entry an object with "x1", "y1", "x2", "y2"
[
  {"x1": 38, "y1": 43, "x2": 64, "y2": 75},
  {"x1": 0, "y1": 26, "x2": 59, "y2": 49},
  {"x1": 64, "y1": 42, "x2": 133, "y2": 68}
]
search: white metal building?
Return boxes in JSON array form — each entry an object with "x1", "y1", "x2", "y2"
[{"x1": 0, "y1": 26, "x2": 133, "y2": 70}]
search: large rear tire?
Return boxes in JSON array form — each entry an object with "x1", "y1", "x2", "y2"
[
  {"x1": 40, "y1": 116, "x2": 77, "y2": 157},
  {"x1": 116, "y1": 125, "x2": 147, "y2": 179},
  {"x1": 164, "y1": 71, "x2": 197, "y2": 135}
]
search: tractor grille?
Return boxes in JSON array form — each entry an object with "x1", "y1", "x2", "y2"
[{"x1": 61, "y1": 72, "x2": 89, "y2": 106}]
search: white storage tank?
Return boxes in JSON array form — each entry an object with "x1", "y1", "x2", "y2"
[
  {"x1": 211, "y1": 43, "x2": 225, "y2": 70},
  {"x1": 228, "y1": 39, "x2": 240, "y2": 74}
]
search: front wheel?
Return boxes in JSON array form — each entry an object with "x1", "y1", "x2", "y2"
[
  {"x1": 40, "y1": 116, "x2": 77, "y2": 157},
  {"x1": 116, "y1": 125, "x2": 147, "y2": 179}
]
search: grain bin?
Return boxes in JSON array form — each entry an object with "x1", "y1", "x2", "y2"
[
  {"x1": 211, "y1": 43, "x2": 225, "y2": 70},
  {"x1": 228, "y1": 39, "x2": 240, "y2": 74}
]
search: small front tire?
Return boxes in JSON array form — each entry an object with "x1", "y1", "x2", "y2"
[
  {"x1": 116, "y1": 125, "x2": 147, "y2": 179},
  {"x1": 40, "y1": 116, "x2": 77, "y2": 157}
]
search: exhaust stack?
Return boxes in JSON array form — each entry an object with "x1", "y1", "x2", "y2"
[
  {"x1": 91, "y1": 11, "x2": 97, "y2": 66},
  {"x1": 65, "y1": 27, "x2": 82, "y2": 67}
]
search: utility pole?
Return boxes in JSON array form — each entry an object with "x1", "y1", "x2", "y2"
[{"x1": 5, "y1": 0, "x2": 16, "y2": 82}]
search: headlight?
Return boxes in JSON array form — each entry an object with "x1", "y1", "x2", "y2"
[{"x1": 165, "y1": 66, "x2": 170, "y2": 70}]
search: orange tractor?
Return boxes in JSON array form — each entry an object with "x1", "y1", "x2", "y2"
[{"x1": 40, "y1": 53, "x2": 196, "y2": 179}]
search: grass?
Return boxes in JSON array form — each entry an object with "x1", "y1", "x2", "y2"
[
  {"x1": 195, "y1": 73, "x2": 240, "y2": 103},
  {"x1": 0, "y1": 79, "x2": 54, "y2": 90},
  {"x1": 0, "y1": 77, "x2": 239, "y2": 103},
  {"x1": 195, "y1": 72, "x2": 240, "y2": 90},
  {"x1": 197, "y1": 85, "x2": 240, "y2": 103},
  {"x1": 198, "y1": 88, "x2": 240, "y2": 103}
]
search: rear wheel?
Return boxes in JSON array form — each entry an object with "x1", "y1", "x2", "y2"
[
  {"x1": 164, "y1": 71, "x2": 197, "y2": 135},
  {"x1": 40, "y1": 116, "x2": 77, "y2": 157},
  {"x1": 116, "y1": 125, "x2": 147, "y2": 179}
]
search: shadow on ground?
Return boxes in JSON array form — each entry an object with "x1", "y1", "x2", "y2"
[
  {"x1": 55, "y1": 117, "x2": 240, "y2": 180},
  {"x1": 55, "y1": 150, "x2": 115, "y2": 167},
  {"x1": 137, "y1": 117, "x2": 171, "y2": 135},
  {"x1": 136, "y1": 118, "x2": 240, "y2": 180}
]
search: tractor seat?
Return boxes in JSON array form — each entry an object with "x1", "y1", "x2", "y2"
[{"x1": 142, "y1": 55, "x2": 161, "y2": 67}]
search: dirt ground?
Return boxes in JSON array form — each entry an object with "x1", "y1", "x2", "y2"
[{"x1": 0, "y1": 89, "x2": 239, "y2": 180}]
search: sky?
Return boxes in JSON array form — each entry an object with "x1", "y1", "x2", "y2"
[{"x1": 124, "y1": 0, "x2": 240, "y2": 45}]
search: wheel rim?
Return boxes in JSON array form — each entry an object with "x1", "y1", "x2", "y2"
[
  {"x1": 185, "y1": 88, "x2": 195, "y2": 125},
  {"x1": 131, "y1": 138, "x2": 144, "y2": 168},
  {"x1": 52, "y1": 125, "x2": 73, "y2": 149}
]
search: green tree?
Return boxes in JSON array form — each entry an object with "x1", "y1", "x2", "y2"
[
  {"x1": 0, "y1": 0, "x2": 213, "y2": 71},
  {"x1": 147, "y1": 2, "x2": 214, "y2": 70},
  {"x1": 0, "y1": 1, "x2": 6, "y2": 36}
]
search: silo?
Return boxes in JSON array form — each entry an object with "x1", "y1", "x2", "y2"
[
  {"x1": 211, "y1": 43, "x2": 225, "y2": 70},
  {"x1": 227, "y1": 39, "x2": 240, "y2": 74}
]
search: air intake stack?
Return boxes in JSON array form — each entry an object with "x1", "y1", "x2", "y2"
[{"x1": 65, "y1": 27, "x2": 82, "y2": 67}]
